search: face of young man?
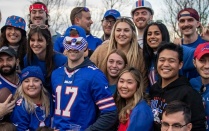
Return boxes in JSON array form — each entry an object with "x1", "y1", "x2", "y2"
[
  {"x1": 157, "y1": 49, "x2": 183, "y2": 84},
  {"x1": 178, "y1": 11, "x2": 200, "y2": 37},
  {"x1": 66, "y1": 48, "x2": 86, "y2": 67},
  {"x1": 76, "y1": 11, "x2": 93, "y2": 34},
  {"x1": 102, "y1": 16, "x2": 116, "y2": 36},
  {"x1": 132, "y1": 8, "x2": 153, "y2": 30},
  {"x1": 0, "y1": 54, "x2": 17, "y2": 76},
  {"x1": 193, "y1": 54, "x2": 209, "y2": 81},
  {"x1": 30, "y1": 9, "x2": 47, "y2": 25},
  {"x1": 161, "y1": 111, "x2": 192, "y2": 131}
]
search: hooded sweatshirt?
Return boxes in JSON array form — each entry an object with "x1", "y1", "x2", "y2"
[
  {"x1": 190, "y1": 76, "x2": 209, "y2": 131},
  {"x1": 150, "y1": 76, "x2": 206, "y2": 131}
]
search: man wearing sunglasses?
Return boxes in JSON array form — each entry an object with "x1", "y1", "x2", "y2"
[
  {"x1": 54, "y1": 7, "x2": 102, "y2": 57},
  {"x1": 51, "y1": 25, "x2": 117, "y2": 131},
  {"x1": 28, "y1": 1, "x2": 60, "y2": 43},
  {"x1": 101, "y1": 9, "x2": 121, "y2": 42},
  {"x1": 131, "y1": 0, "x2": 154, "y2": 48}
]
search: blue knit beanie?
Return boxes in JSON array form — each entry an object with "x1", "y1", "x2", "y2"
[{"x1": 21, "y1": 66, "x2": 45, "y2": 84}]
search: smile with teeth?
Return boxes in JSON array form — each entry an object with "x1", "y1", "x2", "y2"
[
  {"x1": 120, "y1": 89, "x2": 128, "y2": 94},
  {"x1": 150, "y1": 40, "x2": 157, "y2": 44},
  {"x1": 161, "y1": 68, "x2": 171, "y2": 73}
]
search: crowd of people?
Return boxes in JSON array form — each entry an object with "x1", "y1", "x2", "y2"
[{"x1": 0, "y1": 0, "x2": 209, "y2": 131}]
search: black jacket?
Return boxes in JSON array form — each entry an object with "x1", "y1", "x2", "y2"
[{"x1": 150, "y1": 76, "x2": 206, "y2": 131}]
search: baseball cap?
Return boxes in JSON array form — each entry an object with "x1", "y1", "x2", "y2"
[
  {"x1": 0, "y1": 46, "x2": 17, "y2": 58},
  {"x1": 194, "y1": 42, "x2": 209, "y2": 60},
  {"x1": 177, "y1": 8, "x2": 199, "y2": 21},
  {"x1": 20, "y1": 66, "x2": 45, "y2": 84},
  {"x1": 103, "y1": 9, "x2": 121, "y2": 20},
  {"x1": 63, "y1": 25, "x2": 87, "y2": 51},
  {"x1": 1, "y1": 15, "x2": 26, "y2": 36},
  {"x1": 131, "y1": 0, "x2": 154, "y2": 16}
]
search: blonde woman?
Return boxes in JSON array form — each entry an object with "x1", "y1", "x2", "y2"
[
  {"x1": 10, "y1": 66, "x2": 51, "y2": 130},
  {"x1": 90, "y1": 17, "x2": 148, "y2": 90},
  {"x1": 114, "y1": 67, "x2": 153, "y2": 131}
]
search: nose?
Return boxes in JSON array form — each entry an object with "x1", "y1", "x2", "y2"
[
  {"x1": 166, "y1": 126, "x2": 173, "y2": 131},
  {"x1": 2, "y1": 60, "x2": 8, "y2": 66},
  {"x1": 33, "y1": 41, "x2": 39, "y2": 46},
  {"x1": 11, "y1": 28, "x2": 15, "y2": 33},
  {"x1": 205, "y1": 60, "x2": 209, "y2": 68},
  {"x1": 163, "y1": 60, "x2": 169, "y2": 66},
  {"x1": 121, "y1": 82, "x2": 127, "y2": 88},
  {"x1": 29, "y1": 81, "x2": 34, "y2": 86},
  {"x1": 90, "y1": 19, "x2": 93, "y2": 24},
  {"x1": 119, "y1": 30, "x2": 125, "y2": 35},
  {"x1": 112, "y1": 62, "x2": 117, "y2": 67}
]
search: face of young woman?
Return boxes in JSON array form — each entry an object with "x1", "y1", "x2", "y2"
[
  {"x1": 107, "y1": 53, "x2": 126, "y2": 78},
  {"x1": 147, "y1": 25, "x2": 162, "y2": 52},
  {"x1": 6, "y1": 26, "x2": 22, "y2": 45},
  {"x1": 22, "y1": 77, "x2": 42, "y2": 100},
  {"x1": 30, "y1": 32, "x2": 47, "y2": 57},
  {"x1": 114, "y1": 22, "x2": 133, "y2": 47},
  {"x1": 117, "y1": 72, "x2": 137, "y2": 100}
]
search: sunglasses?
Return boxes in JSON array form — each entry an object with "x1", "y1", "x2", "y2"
[
  {"x1": 147, "y1": 20, "x2": 163, "y2": 25},
  {"x1": 30, "y1": 24, "x2": 48, "y2": 29},
  {"x1": 74, "y1": 7, "x2": 90, "y2": 17}
]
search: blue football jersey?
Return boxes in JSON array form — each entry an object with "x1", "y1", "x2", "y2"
[
  {"x1": 0, "y1": 74, "x2": 19, "y2": 94},
  {"x1": 10, "y1": 98, "x2": 51, "y2": 131},
  {"x1": 51, "y1": 65, "x2": 116, "y2": 131}
]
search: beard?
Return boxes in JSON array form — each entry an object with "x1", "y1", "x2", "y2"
[{"x1": 0, "y1": 64, "x2": 16, "y2": 76}]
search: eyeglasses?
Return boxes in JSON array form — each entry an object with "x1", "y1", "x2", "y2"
[
  {"x1": 161, "y1": 122, "x2": 189, "y2": 131},
  {"x1": 102, "y1": 19, "x2": 116, "y2": 25},
  {"x1": 30, "y1": 24, "x2": 48, "y2": 29},
  {"x1": 147, "y1": 20, "x2": 163, "y2": 25},
  {"x1": 74, "y1": 7, "x2": 90, "y2": 17}
]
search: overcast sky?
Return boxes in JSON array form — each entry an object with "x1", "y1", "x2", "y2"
[{"x1": 0, "y1": 0, "x2": 165, "y2": 34}]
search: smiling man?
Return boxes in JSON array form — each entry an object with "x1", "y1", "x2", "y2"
[
  {"x1": 101, "y1": 9, "x2": 121, "y2": 42},
  {"x1": 51, "y1": 25, "x2": 117, "y2": 131},
  {"x1": 190, "y1": 42, "x2": 209, "y2": 131},
  {"x1": 149, "y1": 42, "x2": 206, "y2": 131},
  {"x1": 131, "y1": 0, "x2": 154, "y2": 48},
  {"x1": 28, "y1": 1, "x2": 60, "y2": 43},
  {"x1": 177, "y1": 8, "x2": 207, "y2": 48}
]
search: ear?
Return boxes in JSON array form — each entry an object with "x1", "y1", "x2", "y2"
[
  {"x1": 196, "y1": 21, "x2": 201, "y2": 28},
  {"x1": 193, "y1": 59, "x2": 197, "y2": 67},
  {"x1": 74, "y1": 17, "x2": 80, "y2": 25},
  {"x1": 179, "y1": 61, "x2": 183, "y2": 70},
  {"x1": 186, "y1": 123, "x2": 192, "y2": 131},
  {"x1": 16, "y1": 58, "x2": 20, "y2": 66},
  {"x1": 149, "y1": 15, "x2": 153, "y2": 21}
]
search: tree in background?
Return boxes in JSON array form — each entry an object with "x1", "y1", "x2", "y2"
[
  {"x1": 90, "y1": 0, "x2": 134, "y2": 36},
  {"x1": 29, "y1": 0, "x2": 134, "y2": 36},
  {"x1": 162, "y1": 0, "x2": 209, "y2": 39},
  {"x1": 0, "y1": 10, "x2": 1, "y2": 23}
]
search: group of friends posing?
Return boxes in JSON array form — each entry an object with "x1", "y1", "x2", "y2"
[{"x1": 0, "y1": 0, "x2": 209, "y2": 131}]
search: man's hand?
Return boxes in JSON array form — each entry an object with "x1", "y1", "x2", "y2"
[
  {"x1": 0, "y1": 94, "x2": 15, "y2": 118},
  {"x1": 173, "y1": 38, "x2": 182, "y2": 45},
  {"x1": 200, "y1": 23, "x2": 209, "y2": 41}
]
